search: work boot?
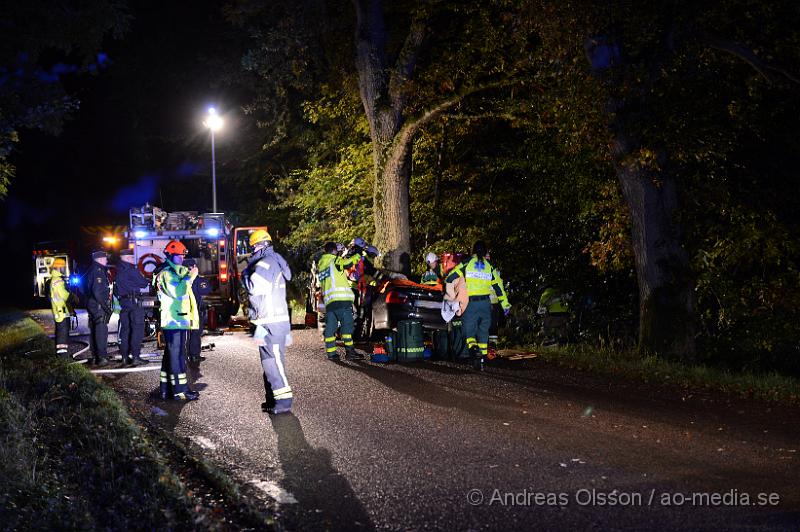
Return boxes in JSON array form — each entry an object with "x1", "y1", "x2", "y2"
[
  {"x1": 345, "y1": 348, "x2": 364, "y2": 361},
  {"x1": 95, "y1": 358, "x2": 109, "y2": 367},
  {"x1": 174, "y1": 390, "x2": 200, "y2": 402},
  {"x1": 327, "y1": 353, "x2": 340, "y2": 361},
  {"x1": 265, "y1": 398, "x2": 292, "y2": 415},
  {"x1": 469, "y1": 346, "x2": 483, "y2": 371},
  {"x1": 130, "y1": 358, "x2": 148, "y2": 366}
]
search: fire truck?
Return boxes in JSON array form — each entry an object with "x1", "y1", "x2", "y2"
[
  {"x1": 125, "y1": 204, "x2": 266, "y2": 330},
  {"x1": 32, "y1": 241, "x2": 79, "y2": 298}
]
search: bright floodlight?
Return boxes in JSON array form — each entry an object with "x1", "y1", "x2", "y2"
[{"x1": 204, "y1": 107, "x2": 223, "y2": 132}]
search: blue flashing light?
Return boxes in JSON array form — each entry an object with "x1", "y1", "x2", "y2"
[
  {"x1": 69, "y1": 275, "x2": 81, "y2": 286},
  {"x1": 134, "y1": 230, "x2": 147, "y2": 239},
  {"x1": 207, "y1": 227, "x2": 220, "y2": 237}
]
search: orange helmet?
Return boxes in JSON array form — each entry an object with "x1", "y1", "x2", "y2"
[
  {"x1": 164, "y1": 240, "x2": 188, "y2": 256},
  {"x1": 52, "y1": 258, "x2": 67, "y2": 269}
]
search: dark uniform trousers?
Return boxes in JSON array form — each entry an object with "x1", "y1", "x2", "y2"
[
  {"x1": 87, "y1": 302, "x2": 109, "y2": 363},
  {"x1": 160, "y1": 329, "x2": 190, "y2": 398},
  {"x1": 118, "y1": 299, "x2": 145, "y2": 363}
]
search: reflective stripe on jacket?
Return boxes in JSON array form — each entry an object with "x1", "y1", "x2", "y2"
[
  {"x1": 446, "y1": 256, "x2": 510, "y2": 310},
  {"x1": 49, "y1": 270, "x2": 70, "y2": 323},
  {"x1": 244, "y1": 245, "x2": 292, "y2": 325},
  {"x1": 154, "y1": 259, "x2": 199, "y2": 330},
  {"x1": 317, "y1": 253, "x2": 359, "y2": 305}
]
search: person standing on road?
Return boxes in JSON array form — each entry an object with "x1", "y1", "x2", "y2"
[
  {"x1": 445, "y1": 241, "x2": 510, "y2": 370},
  {"x1": 114, "y1": 249, "x2": 150, "y2": 366},
  {"x1": 185, "y1": 258, "x2": 212, "y2": 362},
  {"x1": 49, "y1": 258, "x2": 72, "y2": 358},
  {"x1": 86, "y1": 250, "x2": 112, "y2": 366},
  {"x1": 154, "y1": 240, "x2": 200, "y2": 402},
  {"x1": 317, "y1": 241, "x2": 363, "y2": 361},
  {"x1": 242, "y1": 229, "x2": 294, "y2": 414}
]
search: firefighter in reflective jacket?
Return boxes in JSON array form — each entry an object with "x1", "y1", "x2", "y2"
[
  {"x1": 445, "y1": 241, "x2": 510, "y2": 370},
  {"x1": 242, "y1": 229, "x2": 294, "y2": 414},
  {"x1": 317, "y1": 241, "x2": 363, "y2": 361},
  {"x1": 153, "y1": 240, "x2": 200, "y2": 401},
  {"x1": 538, "y1": 284, "x2": 570, "y2": 344},
  {"x1": 49, "y1": 258, "x2": 71, "y2": 358}
]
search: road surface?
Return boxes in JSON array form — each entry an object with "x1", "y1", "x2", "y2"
[{"x1": 80, "y1": 326, "x2": 799, "y2": 530}]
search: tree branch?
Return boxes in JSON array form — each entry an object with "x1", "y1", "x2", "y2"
[
  {"x1": 388, "y1": 10, "x2": 428, "y2": 110},
  {"x1": 703, "y1": 34, "x2": 800, "y2": 85},
  {"x1": 389, "y1": 78, "x2": 530, "y2": 161}
]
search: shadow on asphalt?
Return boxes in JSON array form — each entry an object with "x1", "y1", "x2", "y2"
[
  {"x1": 269, "y1": 414, "x2": 374, "y2": 531},
  {"x1": 343, "y1": 361, "x2": 514, "y2": 419}
]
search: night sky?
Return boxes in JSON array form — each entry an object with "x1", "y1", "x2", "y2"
[{"x1": 3, "y1": 1, "x2": 253, "y2": 304}]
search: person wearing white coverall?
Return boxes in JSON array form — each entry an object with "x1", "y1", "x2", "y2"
[{"x1": 243, "y1": 229, "x2": 294, "y2": 415}]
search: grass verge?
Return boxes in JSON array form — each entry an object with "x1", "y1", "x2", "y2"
[
  {"x1": 0, "y1": 309, "x2": 195, "y2": 529},
  {"x1": 524, "y1": 343, "x2": 800, "y2": 405}
]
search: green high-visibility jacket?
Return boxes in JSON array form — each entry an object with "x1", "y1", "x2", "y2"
[
  {"x1": 49, "y1": 270, "x2": 70, "y2": 323},
  {"x1": 317, "y1": 252, "x2": 359, "y2": 305},
  {"x1": 154, "y1": 259, "x2": 199, "y2": 330},
  {"x1": 539, "y1": 287, "x2": 569, "y2": 314},
  {"x1": 446, "y1": 256, "x2": 510, "y2": 310}
]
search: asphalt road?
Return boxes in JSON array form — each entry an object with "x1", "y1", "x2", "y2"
[{"x1": 84, "y1": 327, "x2": 800, "y2": 531}]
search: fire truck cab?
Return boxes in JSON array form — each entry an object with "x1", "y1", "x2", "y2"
[
  {"x1": 126, "y1": 204, "x2": 252, "y2": 327},
  {"x1": 32, "y1": 242, "x2": 77, "y2": 298}
]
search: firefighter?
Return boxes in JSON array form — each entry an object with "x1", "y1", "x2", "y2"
[
  {"x1": 153, "y1": 240, "x2": 200, "y2": 401},
  {"x1": 49, "y1": 258, "x2": 71, "y2": 358},
  {"x1": 538, "y1": 284, "x2": 570, "y2": 344},
  {"x1": 421, "y1": 252, "x2": 441, "y2": 286},
  {"x1": 445, "y1": 241, "x2": 510, "y2": 370},
  {"x1": 318, "y1": 241, "x2": 363, "y2": 360},
  {"x1": 184, "y1": 258, "x2": 212, "y2": 362},
  {"x1": 114, "y1": 249, "x2": 150, "y2": 366},
  {"x1": 86, "y1": 250, "x2": 112, "y2": 366},
  {"x1": 242, "y1": 229, "x2": 294, "y2": 414}
]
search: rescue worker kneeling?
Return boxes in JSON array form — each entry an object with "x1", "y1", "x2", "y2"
[
  {"x1": 242, "y1": 229, "x2": 294, "y2": 414},
  {"x1": 49, "y1": 258, "x2": 72, "y2": 358},
  {"x1": 154, "y1": 240, "x2": 200, "y2": 401}
]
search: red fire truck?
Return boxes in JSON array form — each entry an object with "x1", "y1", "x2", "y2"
[{"x1": 125, "y1": 204, "x2": 266, "y2": 329}]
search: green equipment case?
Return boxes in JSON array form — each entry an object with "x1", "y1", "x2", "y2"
[{"x1": 396, "y1": 320, "x2": 425, "y2": 362}]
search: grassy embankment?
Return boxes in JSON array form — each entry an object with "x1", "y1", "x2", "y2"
[
  {"x1": 0, "y1": 309, "x2": 195, "y2": 529},
  {"x1": 522, "y1": 342, "x2": 800, "y2": 404}
]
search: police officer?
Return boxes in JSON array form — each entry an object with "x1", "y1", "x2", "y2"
[
  {"x1": 154, "y1": 240, "x2": 200, "y2": 401},
  {"x1": 49, "y1": 258, "x2": 71, "y2": 358},
  {"x1": 114, "y1": 249, "x2": 150, "y2": 366},
  {"x1": 421, "y1": 252, "x2": 442, "y2": 286},
  {"x1": 317, "y1": 242, "x2": 364, "y2": 361},
  {"x1": 86, "y1": 250, "x2": 112, "y2": 366},
  {"x1": 185, "y1": 257, "x2": 212, "y2": 362},
  {"x1": 242, "y1": 230, "x2": 294, "y2": 414},
  {"x1": 445, "y1": 241, "x2": 510, "y2": 370}
]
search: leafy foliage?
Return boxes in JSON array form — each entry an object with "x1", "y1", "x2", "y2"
[{"x1": 0, "y1": 0, "x2": 129, "y2": 198}]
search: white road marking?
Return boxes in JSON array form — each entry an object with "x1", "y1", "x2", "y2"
[
  {"x1": 190, "y1": 435, "x2": 217, "y2": 450},
  {"x1": 249, "y1": 480, "x2": 298, "y2": 504},
  {"x1": 90, "y1": 365, "x2": 161, "y2": 374}
]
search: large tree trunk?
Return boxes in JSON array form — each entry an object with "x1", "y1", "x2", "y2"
[
  {"x1": 613, "y1": 143, "x2": 695, "y2": 358},
  {"x1": 353, "y1": 0, "x2": 423, "y2": 274},
  {"x1": 586, "y1": 36, "x2": 695, "y2": 358},
  {"x1": 372, "y1": 139, "x2": 412, "y2": 274}
]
